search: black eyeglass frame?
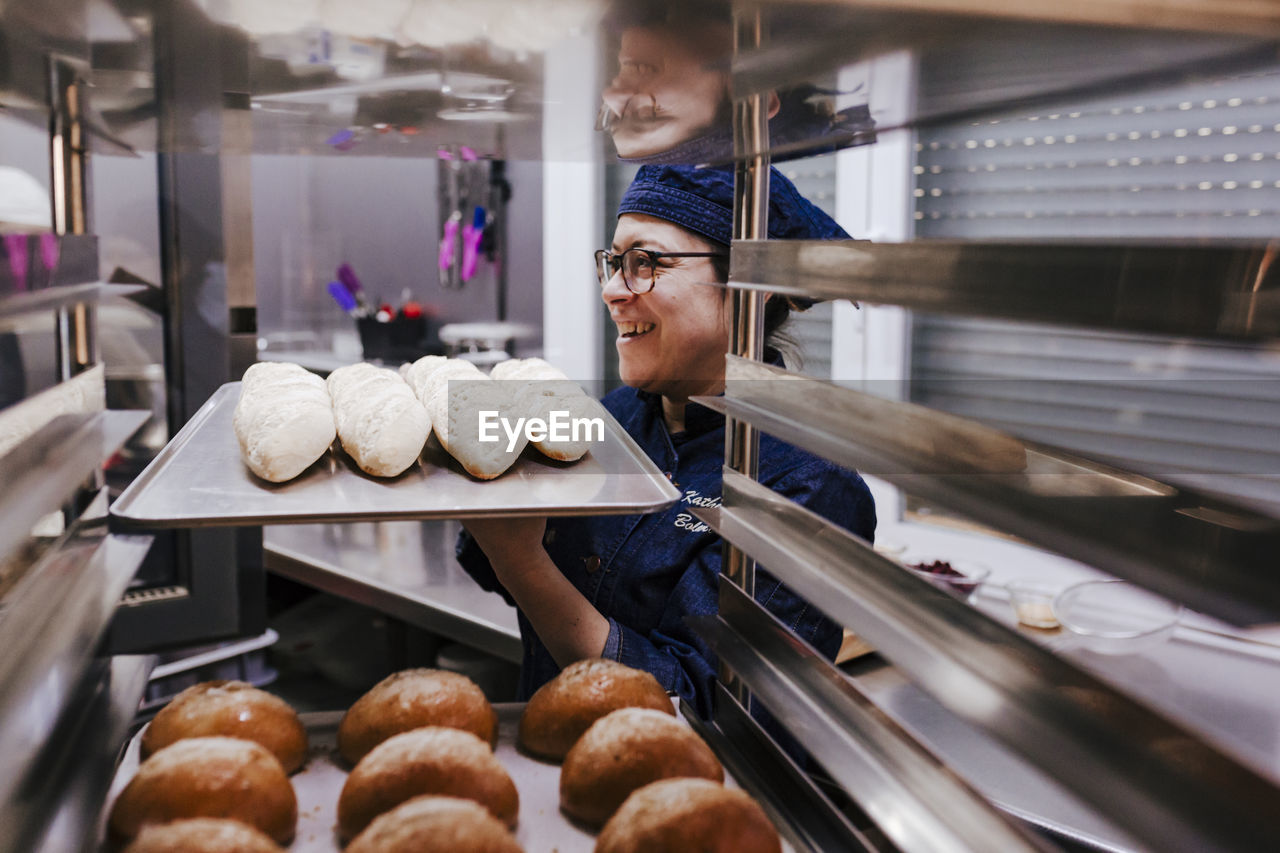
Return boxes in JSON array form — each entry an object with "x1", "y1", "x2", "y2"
[{"x1": 594, "y1": 247, "x2": 727, "y2": 294}]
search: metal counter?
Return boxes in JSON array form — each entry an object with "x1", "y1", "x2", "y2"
[
  {"x1": 843, "y1": 586, "x2": 1280, "y2": 852},
  {"x1": 264, "y1": 521, "x2": 521, "y2": 663}
]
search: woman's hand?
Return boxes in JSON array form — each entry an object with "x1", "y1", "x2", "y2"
[
  {"x1": 462, "y1": 515, "x2": 610, "y2": 666},
  {"x1": 462, "y1": 516, "x2": 548, "y2": 578}
]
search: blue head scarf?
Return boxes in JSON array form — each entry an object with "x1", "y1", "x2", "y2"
[{"x1": 616, "y1": 163, "x2": 849, "y2": 247}]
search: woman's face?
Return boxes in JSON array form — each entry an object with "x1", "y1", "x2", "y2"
[
  {"x1": 602, "y1": 214, "x2": 729, "y2": 401},
  {"x1": 601, "y1": 25, "x2": 731, "y2": 158}
]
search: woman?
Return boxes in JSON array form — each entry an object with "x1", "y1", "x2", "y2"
[{"x1": 459, "y1": 164, "x2": 876, "y2": 716}]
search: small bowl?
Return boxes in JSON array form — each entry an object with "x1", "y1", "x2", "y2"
[
  {"x1": 903, "y1": 559, "x2": 991, "y2": 603},
  {"x1": 1007, "y1": 580, "x2": 1061, "y2": 629},
  {"x1": 1053, "y1": 580, "x2": 1181, "y2": 655}
]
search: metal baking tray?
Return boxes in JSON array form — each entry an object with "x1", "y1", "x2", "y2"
[
  {"x1": 102, "y1": 703, "x2": 784, "y2": 853},
  {"x1": 110, "y1": 383, "x2": 680, "y2": 528}
]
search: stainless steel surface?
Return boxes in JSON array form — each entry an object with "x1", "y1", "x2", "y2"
[
  {"x1": 696, "y1": 356, "x2": 1280, "y2": 626},
  {"x1": 766, "y1": 0, "x2": 1280, "y2": 34},
  {"x1": 111, "y1": 383, "x2": 680, "y2": 528},
  {"x1": 0, "y1": 282, "x2": 138, "y2": 323},
  {"x1": 0, "y1": 517, "x2": 153, "y2": 852},
  {"x1": 0, "y1": 409, "x2": 148, "y2": 567},
  {"x1": 687, "y1": 687, "x2": 877, "y2": 853},
  {"x1": 731, "y1": 239, "x2": 1280, "y2": 341},
  {"x1": 846, "y1": 659, "x2": 1145, "y2": 853},
  {"x1": 730, "y1": 8, "x2": 1279, "y2": 162},
  {"x1": 49, "y1": 55, "x2": 89, "y2": 237},
  {"x1": 264, "y1": 521, "x2": 521, "y2": 663},
  {"x1": 692, "y1": 470, "x2": 1280, "y2": 852},
  {"x1": 698, "y1": 583, "x2": 1047, "y2": 853},
  {"x1": 28, "y1": 654, "x2": 155, "y2": 853},
  {"x1": 724, "y1": 4, "x2": 771, "y2": 633}
]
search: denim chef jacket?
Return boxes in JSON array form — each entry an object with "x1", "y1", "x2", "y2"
[{"x1": 456, "y1": 383, "x2": 877, "y2": 718}]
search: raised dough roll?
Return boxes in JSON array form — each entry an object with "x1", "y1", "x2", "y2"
[
  {"x1": 233, "y1": 362, "x2": 335, "y2": 483},
  {"x1": 495, "y1": 358, "x2": 597, "y2": 462},
  {"x1": 327, "y1": 363, "x2": 431, "y2": 477},
  {"x1": 403, "y1": 354, "x2": 451, "y2": 395},
  {"x1": 425, "y1": 377, "x2": 527, "y2": 480}
]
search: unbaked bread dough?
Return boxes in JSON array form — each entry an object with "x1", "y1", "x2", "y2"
[
  {"x1": 326, "y1": 363, "x2": 430, "y2": 477},
  {"x1": 233, "y1": 362, "x2": 335, "y2": 483}
]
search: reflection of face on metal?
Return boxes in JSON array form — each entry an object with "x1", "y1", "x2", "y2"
[{"x1": 600, "y1": 24, "x2": 731, "y2": 159}]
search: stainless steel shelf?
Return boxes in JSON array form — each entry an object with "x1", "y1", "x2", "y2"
[
  {"x1": 0, "y1": 515, "x2": 153, "y2": 851},
  {"x1": 685, "y1": 686, "x2": 878, "y2": 853},
  {"x1": 730, "y1": 240, "x2": 1280, "y2": 341},
  {"x1": 264, "y1": 521, "x2": 521, "y2": 663},
  {"x1": 697, "y1": 356, "x2": 1280, "y2": 626},
  {"x1": 762, "y1": 0, "x2": 1280, "y2": 36},
  {"x1": 693, "y1": 583, "x2": 1046, "y2": 853},
  {"x1": 693, "y1": 468, "x2": 1280, "y2": 852},
  {"x1": 0, "y1": 282, "x2": 146, "y2": 320},
  {"x1": 730, "y1": 5, "x2": 1280, "y2": 162},
  {"x1": 28, "y1": 654, "x2": 155, "y2": 853},
  {"x1": 0, "y1": 409, "x2": 149, "y2": 567}
]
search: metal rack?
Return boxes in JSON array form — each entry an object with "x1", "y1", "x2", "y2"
[
  {"x1": 695, "y1": 3, "x2": 1280, "y2": 852},
  {"x1": 4, "y1": 1, "x2": 1280, "y2": 851}
]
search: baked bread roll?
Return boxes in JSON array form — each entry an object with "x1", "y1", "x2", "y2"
[
  {"x1": 346, "y1": 795, "x2": 524, "y2": 853},
  {"x1": 337, "y1": 727, "x2": 519, "y2": 840},
  {"x1": 560, "y1": 707, "x2": 723, "y2": 828},
  {"x1": 596, "y1": 778, "x2": 781, "y2": 853},
  {"x1": 233, "y1": 361, "x2": 335, "y2": 482},
  {"x1": 121, "y1": 818, "x2": 285, "y2": 853},
  {"x1": 519, "y1": 659, "x2": 673, "y2": 762},
  {"x1": 424, "y1": 372, "x2": 527, "y2": 480},
  {"x1": 326, "y1": 363, "x2": 430, "y2": 477},
  {"x1": 141, "y1": 680, "x2": 308, "y2": 773},
  {"x1": 108, "y1": 737, "x2": 297, "y2": 844},
  {"x1": 338, "y1": 668, "x2": 498, "y2": 765}
]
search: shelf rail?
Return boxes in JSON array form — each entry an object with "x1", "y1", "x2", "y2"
[
  {"x1": 692, "y1": 467, "x2": 1280, "y2": 852},
  {"x1": 730, "y1": 239, "x2": 1280, "y2": 341},
  {"x1": 694, "y1": 582, "x2": 1052, "y2": 853},
  {"x1": 694, "y1": 356, "x2": 1280, "y2": 625}
]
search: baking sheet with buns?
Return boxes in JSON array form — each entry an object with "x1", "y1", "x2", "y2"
[
  {"x1": 110, "y1": 383, "x2": 680, "y2": 528},
  {"x1": 102, "y1": 703, "x2": 786, "y2": 853}
]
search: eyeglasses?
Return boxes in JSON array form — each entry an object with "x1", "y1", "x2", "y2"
[{"x1": 594, "y1": 247, "x2": 726, "y2": 294}]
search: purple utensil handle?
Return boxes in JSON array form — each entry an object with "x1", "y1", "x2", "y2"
[
  {"x1": 439, "y1": 218, "x2": 460, "y2": 271},
  {"x1": 327, "y1": 280, "x2": 358, "y2": 313},
  {"x1": 461, "y1": 223, "x2": 482, "y2": 282},
  {"x1": 39, "y1": 233, "x2": 60, "y2": 272},
  {"x1": 3, "y1": 235, "x2": 29, "y2": 289}
]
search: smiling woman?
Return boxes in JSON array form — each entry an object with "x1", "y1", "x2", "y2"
[{"x1": 457, "y1": 165, "x2": 875, "y2": 727}]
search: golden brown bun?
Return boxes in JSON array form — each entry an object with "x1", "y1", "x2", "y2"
[
  {"x1": 346, "y1": 795, "x2": 524, "y2": 853},
  {"x1": 519, "y1": 659, "x2": 673, "y2": 762},
  {"x1": 338, "y1": 668, "x2": 498, "y2": 765},
  {"x1": 560, "y1": 708, "x2": 724, "y2": 828},
  {"x1": 108, "y1": 737, "x2": 297, "y2": 844},
  {"x1": 141, "y1": 681, "x2": 308, "y2": 773},
  {"x1": 596, "y1": 778, "x2": 781, "y2": 853},
  {"x1": 338, "y1": 727, "x2": 519, "y2": 840},
  {"x1": 121, "y1": 818, "x2": 285, "y2": 853}
]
